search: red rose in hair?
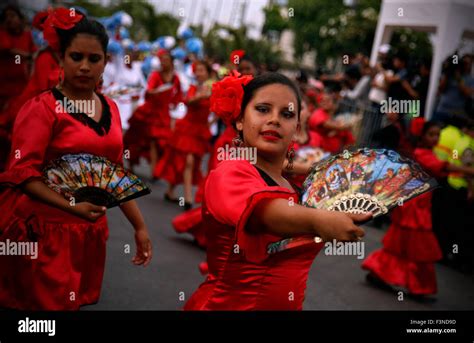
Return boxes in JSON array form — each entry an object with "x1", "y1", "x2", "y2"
[
  {"x1": 210, "y1": 70, "x2": 253, "y2": 125},
  {"x1": 410, "y1": 117, "x2": 426, "y2": 137},
  {"x1": 43, "y1": 7, "x2": 84, "y2": 52}
]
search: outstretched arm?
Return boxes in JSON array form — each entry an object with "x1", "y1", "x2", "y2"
[{"x1": 248, "y1": 198, "x2": 370, "y2": 242}]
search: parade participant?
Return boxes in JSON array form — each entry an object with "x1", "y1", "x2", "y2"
[
  {"x1": 362, "y1": 121, "x2": 474, "y2": 296},
  {"x1": 184, "y1": 72, "x2": 370, "y2": 310},
  {"x1": 0, "y1": 12, "x2": 152, "y2": 310},
  {"x1": 308, "y1": 93, "x2": 355, "y2": 154},
  {"x1": 155, "y1": 60, "x2": 212, "y2": 209},
  {"x1": 0, "y1": 5, "x2": 37, "y2": 110},
  {"x1": 124, "y1": 49, "x2": 181, "y2": 174},
  {"x1": 0, "y1": 10, "x2": 60, "y2": 171}
]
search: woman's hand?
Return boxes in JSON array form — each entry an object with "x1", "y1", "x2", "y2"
[
  {"x1": 69, "y1": 202, "x2": 107, "y2": 222},
  {"x1": 313, "y1": 210, "x2": 371, "y2": 242},
  {"x1": 132, "y1": 226, "x2": 152, "y2": 267}
]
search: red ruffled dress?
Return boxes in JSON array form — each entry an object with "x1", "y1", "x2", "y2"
[
  {"x1": 0, "y1": 28, "x2": 36, "y2": 109},
  {"x1": 362, "y1": 148, "x2": 446, "y2": 295},
  {"x1": 184, "y1": 160, "x2": 323, "y2": 310},
  {"x1": 124, "y1": 71, "x2": 182, "y2": 166},
  {"x1": 172, "y1": 126, "x2": 236, "y2": 249},
  {"x1": 308, "y1": 108, "x2": 354, "y2": 154},
  {"x1": 153, "y1": 84, "x2": 211, "y2": 184},
  {"x1": 0, "y1": 47, "x2": 60, "y2": 171},
  {"x1": 0, "y1": 89, "x2": 124, "y2": 310}
]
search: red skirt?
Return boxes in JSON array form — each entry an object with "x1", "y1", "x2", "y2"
[
  {"x1": 362, "y1": 193, "x2": 442, "y2": 295},
  {"x1": 172, "y1": 207, "x2": 206, "y2": 248},
  {"x1": 0, "y1": 190, "x2": 109, "y2": 310}
]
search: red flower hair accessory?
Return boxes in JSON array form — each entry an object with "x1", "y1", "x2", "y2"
[
  {"x1": 410, "y1": 117, "x2": 426, "y2": 137},
  {"x1": 210, "y1": 70, "x2": 253, "y2": 125},
  {"x1": 43, "y1": 7, "x2": 84, "y2": 52},
  {"x1": 157, "y1": 48, "x2": 169, "y2": 58}
]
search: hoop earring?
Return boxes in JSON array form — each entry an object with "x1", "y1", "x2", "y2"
[{"x1": 285, "y1": 141, "x2": 296, "y2": 171}]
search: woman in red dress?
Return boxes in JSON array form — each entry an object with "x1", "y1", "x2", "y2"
[
  {"x1": 308, "y1": 93, "x2": 354, "y2": 154},
  {"x1": 184, "y1": 72, "x2": 370, "y2": 310},
  {"x1": 154, "y1": 61, "x2": 211, "y2": 209},
  {"x1": 0, "y1": 12, "x2": 152, "y2": 310},
  {"x1": 0, "y1": 11, "x2": 60, "y2": 172},
  {"x1": 0, "y1": 5, "x2": 37, "y2": 110},
  {"x1": 362, "y1": 121, "x2": 474, "y2": 296},
  {"x1": 124, "y1": 49, "x2": 182, "y2": 175}
]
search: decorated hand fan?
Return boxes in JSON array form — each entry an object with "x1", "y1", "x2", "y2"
[
  {"x1": 43, "y1": 153, "x2": 151, "y2": 208},
  {"x1": 301, "y1": 148, "x2": 438, "y2": 216},
  {"x1": 267, "y1": 148, "x2": 437, "y2": 255}
]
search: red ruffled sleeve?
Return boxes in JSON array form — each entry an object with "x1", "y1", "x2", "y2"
[
  {"x1": 414, "y1": 148, "x2": 448, "y2": 179},
  {"x1": 205, "y1": 160, "x2": 297, "y2": 263},
  {"x1": 0, "y1": 96, "x2": 56, "y2": 187}
]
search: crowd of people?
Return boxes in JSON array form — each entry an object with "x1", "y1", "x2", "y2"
[{"x1": 0, "y1": 5, "x2": 473, "y2": 310}]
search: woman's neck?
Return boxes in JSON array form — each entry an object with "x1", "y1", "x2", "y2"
[
  {"x1": 61, "y1": 84, "x2": 94, "y2": 101},
  {"x1": 256, "y1": 153, "x2": 285, "y2": 180}
]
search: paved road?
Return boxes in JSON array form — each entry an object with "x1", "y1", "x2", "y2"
[{"x1": 84, "y1": 160, "x2": 474, "y2": 311}]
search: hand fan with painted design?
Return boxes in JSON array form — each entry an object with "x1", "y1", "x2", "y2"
[
  {"x1": 43, "y1": 153, "x2": 151, "y2": 208},
  {"x1": 267, "y1": 148, "x2": 437, "y2": 254}
]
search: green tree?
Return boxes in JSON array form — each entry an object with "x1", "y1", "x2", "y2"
[
  {"x1": 73, "y1": 0, "x2": 179, "y2": 41},
  {"x1": 288, "y1": 0, "x2": 380, "y2": 65}
]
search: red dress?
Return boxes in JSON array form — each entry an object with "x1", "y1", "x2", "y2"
[
  {"x1": 153, "y1": 84, "x2": 211, "y2": 184},
  {"x1": 362, "y1": 148, "x2": 446, "y2": 295},
  {"x1": 308, "y1": 108, "x2": 354, "y2": 154},
  {"x1": 0, "y1": 28, "x2": 36, "y2": 109},
  {"x1": 124, "y1": 71, "x2": 181, "y2": 166},
  {"x1": 0, "y1": 47, "x2": 60, "y2": 171},
  {"x1": 172, "y1": 126, "x2": 237, "y2": 249},
  {"x1": 0, "y1": 89, "x2": 123, "y2": 310},
  {"x1": 184, "y1": 160, "x2": 323, "y2": 310}
]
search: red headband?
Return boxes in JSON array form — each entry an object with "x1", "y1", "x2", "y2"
[
  {"x1": 210, "y1": 70, "x2": 253, "y2": 125},
  {"x1": 43, "y1": 7, "x2": 84, "y2": 52}
]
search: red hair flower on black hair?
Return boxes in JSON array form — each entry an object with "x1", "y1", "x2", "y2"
[
  {"x1": 42, "y1": 7, "x2": 84, "y2": 52},
  {"x1": 210, "y1": 70, "x2": 253, "y2": 125}
]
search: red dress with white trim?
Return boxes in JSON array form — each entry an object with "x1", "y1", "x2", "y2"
[
  {"x1": 0, "y1": 89, "x2": 123, "y2": 310},
  {"x1": 362, "y1": 148, "x2": 445, "y2": 295},
  {"x1": 184, "y1": 159, "x2": 323, "y2": 310}
]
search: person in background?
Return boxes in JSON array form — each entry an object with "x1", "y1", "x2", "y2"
[
  {"x1": 363, "y1": 121, "x2": 474, "y2": 298},
  {"x1": 0, "y1": 5, "x2": 37, "y2": 110}
]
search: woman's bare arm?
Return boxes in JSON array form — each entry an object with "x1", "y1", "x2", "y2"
[{"x1": 248, "y1": 198, "x2": 370, "y2": 241}]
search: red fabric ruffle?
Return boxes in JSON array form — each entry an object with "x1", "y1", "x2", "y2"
[
  {"x1": 362, "y1": 249, "x2": 438, "y2": 295},
  {"x1": 172, "y1": 207, "x2": 206, "y2": 248},
  {"x1": 0, "y1": 211, "x2": 108, "y2": 310},
  {"x1": 153, "y1": 148, "x2": 203, "y2": 186}
]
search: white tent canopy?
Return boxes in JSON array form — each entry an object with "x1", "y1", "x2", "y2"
[{"x1": 370, "y1": 0, "x2": 474, "y2": 119}]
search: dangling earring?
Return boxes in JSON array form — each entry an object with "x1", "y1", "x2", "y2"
[
  {"x1": 232, "y1": 132, "x2": 244, "y2": 147},
  {"x1": 285, "y1": 141, "x2": 296, "y2": 171}
]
